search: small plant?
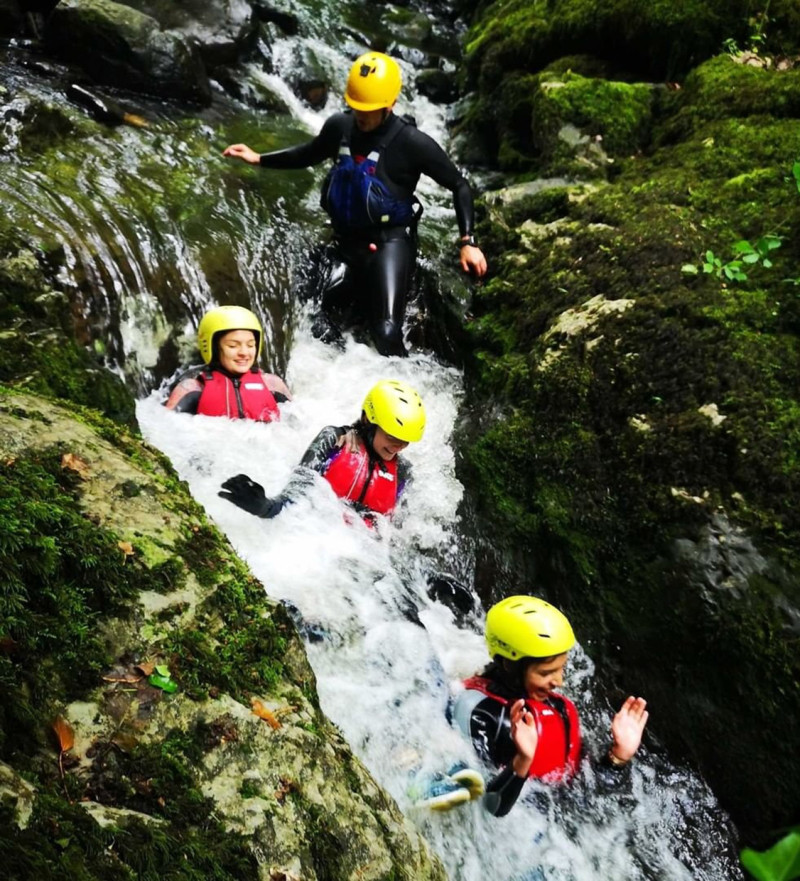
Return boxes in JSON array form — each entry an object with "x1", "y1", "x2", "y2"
[
  {"x1": 682, "y1": 235, "x2": 781, "y2": 283},
  {"x1": 791, "y1": 160, "x2": 800, "y2": 194}
]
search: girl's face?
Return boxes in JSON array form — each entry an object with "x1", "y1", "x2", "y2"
[
  {"x1": 371, "y1": 427, "x2": 409, "y2": 461},
  {"x1": 522, "y1": 653, "x2": 568, "y2": 702},
  {"x1": 217, "y1": 330, "x2": 257, "y2": 374}
]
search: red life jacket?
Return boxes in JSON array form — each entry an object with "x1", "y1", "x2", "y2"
[
  {"x1": 464, "y1": 675, "x2": 582, "y2": 782},
  {"x1": 196, "y1": 369, "x2": 280, "y2": 423},
  {"x1": 323, "y1": 441, "x2": 398, "y2": 515}
]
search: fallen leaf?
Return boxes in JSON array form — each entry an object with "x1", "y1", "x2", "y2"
[
  {"x1": 122, "y1": 112, "x2": 149, "y2": 128},
  {"x1": 118, "y1": 541, "x2": 135, "y2": 557},
  {"x1": 52, "y1": 717, "x2": 75, "y2": 752},
  {"x1": 251, "y1": 699, "x2": 281, "y2": 729},
  {"x1": 61, "y1": 452, "x2": 90, "y2": 480},
  {"x1": 135, "y1": 661, "x2": 156, "y2": 676},
  {"x1": 0, "y1": 635, "x2": 19, "y2": 654}
]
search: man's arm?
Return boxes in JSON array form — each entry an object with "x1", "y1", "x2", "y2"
[
  {"x1": 222, "y1": 114, "x2": 347, "y2": 169},
  {"x1": 404, "y1": 128, "x2": 488, "y2": 277}
]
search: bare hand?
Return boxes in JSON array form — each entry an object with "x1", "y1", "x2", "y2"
[
  {"x1": 335, "y1": 428, "x2": 360, "y2": 454},
  {"x1": 460, "y1": 244, "x2": 488, "y2": 278},
  {"x1": 509, "y1": 698, "x2": 538, "y2": 777},
  {"x1": 222, "y1": 143, "x2": 261, "y2": 165},
  {"x1": 610, "y1": 696, "x2": 649, "y2": 762},
  {"x1": 264, "y1": 373, "x2": 292, "y2": 401}
]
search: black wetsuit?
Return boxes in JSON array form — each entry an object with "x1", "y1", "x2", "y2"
[
  {"x1": 243, "y1": 423, "x2": 411, "y2": 520},
  {"x1": 259, "y1": 111, "x2": 477, "y2": 356},
  {"x1": 450, "y1": 673, "x2": 629, "y2": 817}
]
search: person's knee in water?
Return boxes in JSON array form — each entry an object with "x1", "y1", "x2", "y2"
[
  {"x1": 219, "y1": 378, "x2": 425, "y2": 525},
  {"x1": 163, "y1": 305, "x2": 291, "y2": 421},
  {"x1": 222, "y1": 51, "x2": 488, "y2": 358}
]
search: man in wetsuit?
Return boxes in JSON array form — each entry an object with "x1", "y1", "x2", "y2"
[{"x1": 222, "y1": 51, "x2": 487, "y2": 357}]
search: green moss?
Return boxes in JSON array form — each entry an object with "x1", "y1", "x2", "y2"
[
  {"x1": 0, "y1": 779, "x2": 257, "y2": 880},
  {"x1": 0, "y1": 448, "x2": 147, "y2": 759},
  {"x1": 464, "y1": 44, "x2": 800, "y2": 836},
  {"x1": 656, "y1": 54, "x2": 800, "y2": 144},
  {"x1": 0, "y1": 328, "x2": 136, "y2": 425},
  {"x1": 533, "y1": 71, "x2": 655, "y2": 155}
]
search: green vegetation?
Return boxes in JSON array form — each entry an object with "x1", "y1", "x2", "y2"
[
  {"x1": 0, "y1": 448, "x2": 143, "y2": 758},
  {"x1": 463, "y1": 48, "x2": 800, "y2": 838},
  {"x1": 683, "y1": 235, "x2": 782, "y2": 282}
]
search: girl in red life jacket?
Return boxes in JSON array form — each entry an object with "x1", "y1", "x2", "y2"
[
  {"x1": 219, "y1": 379, "x2": 425, "y2": 525},
  {"x1": 164, "y1": 305, "x2": 291, "y2": 422},
  {"x1": 418, "y1": 596, "x2": 649, "y2": 815}
]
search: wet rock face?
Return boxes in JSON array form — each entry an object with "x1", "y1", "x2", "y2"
[
  {"x1": 43, "y1": 0, "x2": 211, "y2": 105},
  {"x1": 461, "y1": 43, "x2": 800, "y2": 839},
  {"x1": 0, "y1": 0, "x2": 24, "y2": 37},
  {"x1": 122, "y1": 0, "x2": 258, "y2": 70},
  {"x1": 0, "y1": 392, "x2": 446, "y2": 881}
]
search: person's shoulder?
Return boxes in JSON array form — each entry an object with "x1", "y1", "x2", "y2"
[
  {"x1": 322, "y1": 112, "x2": 352, "y2": 135},
  {"x1": 396, "y1": 115, "x2": 437, "y2": 146}
]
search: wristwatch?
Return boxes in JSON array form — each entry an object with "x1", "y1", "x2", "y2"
[{"x1": 459, "y1": 234, "x2": 477, "y2": 248}]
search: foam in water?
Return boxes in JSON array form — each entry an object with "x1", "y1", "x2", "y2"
[{"x1": 138, "y1": 331, "x2": 740, "y2": 881}]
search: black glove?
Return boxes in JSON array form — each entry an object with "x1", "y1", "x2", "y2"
[{"x1": 219, "y1": 474, "x2": 281, "y2": 518}]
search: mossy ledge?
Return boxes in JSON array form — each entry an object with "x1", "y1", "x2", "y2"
[{"x1": 0, "y1": 391, "x2": 444, "y2": 880}]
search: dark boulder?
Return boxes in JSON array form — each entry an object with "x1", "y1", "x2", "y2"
[{"x1": 43, "y1": 0, "x2": 211, "y2": 105}]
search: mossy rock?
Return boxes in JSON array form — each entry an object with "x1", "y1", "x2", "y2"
[
  {"x1": 0, "y1": 391, "x2": 446, "y2": 880},
  {"x1": 43, "y1": 0, "x2": 211, "y2": 105},
  {"x1": 656, "y1": 53, "x2": 800, "y2": 144},
  {"x1": 463, "y1": 56, "x2": 800, "y2": 838},
  {"x1": 458, "y1": 60, "x2": 656, "y2": 175},
  {"x1": 464, "y1": 0, "x2": 800, "y2": 88}
]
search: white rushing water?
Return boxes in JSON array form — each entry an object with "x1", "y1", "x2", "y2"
[
  {"x1": 137, "y1": 328, "x2": 738, "y2": 881},
  {"x1": 132, "y1": 21, "x2": 740, "y2": 881}
]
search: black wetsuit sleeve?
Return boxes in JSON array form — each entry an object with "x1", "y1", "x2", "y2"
[
  {"x1": 297, "y1": 425, "x2": 348, "y2": 474},
  {"x1": 396, "y1": 457, "x2": 412, "y2": 500},
  {"x1": 484, "y1": 767, "x2": 527, "y2": 818},
  {"x1": 259, "y1": 114, "x2": 346, "y2": 169},
  {"x1": 172, "y1": 391, "x2": 201, "y2": 414},
  {"x1": 451, "y1": 687, "x2": 526, "y2": 816},
  {"x1": 399, "y1": 127, "x2": 476, "y2": 237}
]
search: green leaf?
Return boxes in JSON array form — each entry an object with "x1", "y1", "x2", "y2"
[
  {"x1": 681, "y1": 264, "x2": 699, "y2": 275},
  {"x1": 733, "y1": 240, "x2": 756, "y2": 255},
  {"x1": 741, "y1": 827, "x2": 800, "y2": 881},
  {"x1": 703, "y1": 263, "x2": 715, "y2": 273},
  {"x1": 148, "y1": 673, "x2": 178, "y2": 693},
  {"x1": 763, "y1": 258, "x2": 773, "y2": 269},
  {"x1": 742, "y1": 253, "x2": 760, "y2": 264},
  {"x1": 155, "y1": 664, "x2": 170, "y2": 678},
  {"x1": 705, "y1": 250, "x2": 716, "y2": 262}
]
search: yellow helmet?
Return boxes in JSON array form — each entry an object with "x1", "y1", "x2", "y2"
[
  {"x1": 197, "y1": 305, "x2": 262, "y2": 364},
  {"x1": 345, "y1": 52, "x2": 402, "y2": 111},
  {"x1": 362, "y1": 379, "x2": 425, "y2": 443},
  {"x1": 486, "y1": 596, "x2": 575, "y2": 661}
]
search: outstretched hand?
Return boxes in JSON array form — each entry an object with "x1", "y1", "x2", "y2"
[
  {"x1": 610, "y1": 696, "x2": 649, "y2": 763},
  {"x1": 222, "y1": 143, "x2": 261, "y2": 165},
  {"x1": 460, "y1": 243, "x2": 488, "y2": 278},
  {"x1": 219, "y1": 473, "x2": 269, "y2": 516},
  {"x1": 509, "y1": 698, "x2": 538, "y2": 777}
]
